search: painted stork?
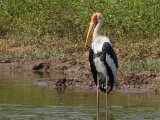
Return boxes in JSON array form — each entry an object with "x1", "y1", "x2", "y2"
[{"x1": 85, "y1": 12, "x2": 118, "y2": 117}]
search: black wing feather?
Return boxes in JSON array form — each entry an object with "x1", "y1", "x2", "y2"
[
  {"x1": 102, "y1": 42, "x2": 118, "y2": 92},
  {"x1": 102, "y1": 42, "x2": 118, "y2": 68},
  {"x1": 89, "y1": 47, "x2": 97, "y2": 85}
]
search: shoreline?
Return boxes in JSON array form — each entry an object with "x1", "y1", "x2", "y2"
[{"x1": 0, "y1": 58, "x2": 159, "y2": 94}]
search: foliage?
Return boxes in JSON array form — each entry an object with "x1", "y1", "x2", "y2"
[
  {"x1": 125, "y1": 58, "x2": 160, "y2": 73},
  {"x1": 0, "y1": 47, "x2": 64, "y2": 61},
  {"x1": 0, "y1": 0, "x2": 159, "y2": 42}
]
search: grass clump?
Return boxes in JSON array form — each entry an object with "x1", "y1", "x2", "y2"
[
  {"x1": 125, "y1": 59, "x2": 160, "y2": 73},
  {"x1": 0, "y1": 47, "x2": 64, "y2": 61}
]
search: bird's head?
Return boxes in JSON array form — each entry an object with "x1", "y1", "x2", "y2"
[{"x1": 85, "y1": 13, "x2": 103, "y2": 48}]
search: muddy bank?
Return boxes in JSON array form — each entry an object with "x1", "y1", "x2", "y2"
[
  {"x1": 121, "y1": 72, "x2": 160, "y2": 94},
  {"x1": 0, "y1": 58, "x2": 160, "y2": 93},
  {"x1": 0, "y1": 57, "x2": 94, "y2": 90},
  {"x1": 33, "y1": 77, "x2": 95, "y2": 92}
]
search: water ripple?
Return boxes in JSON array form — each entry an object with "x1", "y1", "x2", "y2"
[{"x1": 0, "y1": 104, "x2": 160, "y2": 120}]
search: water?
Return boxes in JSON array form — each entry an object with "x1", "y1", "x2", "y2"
[{"x1": 0, "y1": 72, "x2": 160, "y2": 120}]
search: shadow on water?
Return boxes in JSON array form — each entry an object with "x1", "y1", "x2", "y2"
[{"x1": 0, "y1": 72, "x2": 160, "y2": 120}]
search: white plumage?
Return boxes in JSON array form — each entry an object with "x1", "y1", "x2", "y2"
[
  {"x1": 92, "y1": 36, "x2": 112, "y2": 54},
  {"x1": 94, "y1": 57, "x2": 107, "y2": 74},
  {"x1": 106, "y1": 54, "x2": 117, "y2": 81}
]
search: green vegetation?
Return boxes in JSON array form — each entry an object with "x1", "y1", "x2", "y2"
[
  {"x1": 126, "y1": 59, "x2": 160, "y2": 73},
  {"x1": 0, "y1": 0, "x2": 159, "y2": 40},
  {"x1": 0, "y1": 0, "x2": 160, "y2": 74},
  {"x1": 0, "y1": 48, "x2": 64, "y2": 61}
]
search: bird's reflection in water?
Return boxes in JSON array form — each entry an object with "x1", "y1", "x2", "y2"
[
  {"x1": 96, "y1": 92, "x2": 109, "y2": 120},
  {"x1": 96, "y1": 108, "x2": 109, "y2": 120}
]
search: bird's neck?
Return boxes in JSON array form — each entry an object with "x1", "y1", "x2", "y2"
[{"x1": 93, "y1": 21, "x2": 102, "y2": 41}]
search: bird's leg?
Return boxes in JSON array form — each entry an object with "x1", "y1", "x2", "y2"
[
  {"x1": 96, "y1": 75, "x2": 99, "y2": 120},
  {"x1": 106, "y1": 76, "x2": 109, "y2": 120}
]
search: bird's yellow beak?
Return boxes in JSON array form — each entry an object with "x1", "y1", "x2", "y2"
[{"x1": 85, "y1": 22, "x2": 95, "y2": 48}]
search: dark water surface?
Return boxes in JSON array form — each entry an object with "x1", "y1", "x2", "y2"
[{"x1": 0, "y1": 72, "x2": 160, "y2": 120}]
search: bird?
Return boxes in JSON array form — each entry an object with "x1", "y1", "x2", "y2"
[{"x1": 85, "y1": 13, "x2": 118, "y2": 117}]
